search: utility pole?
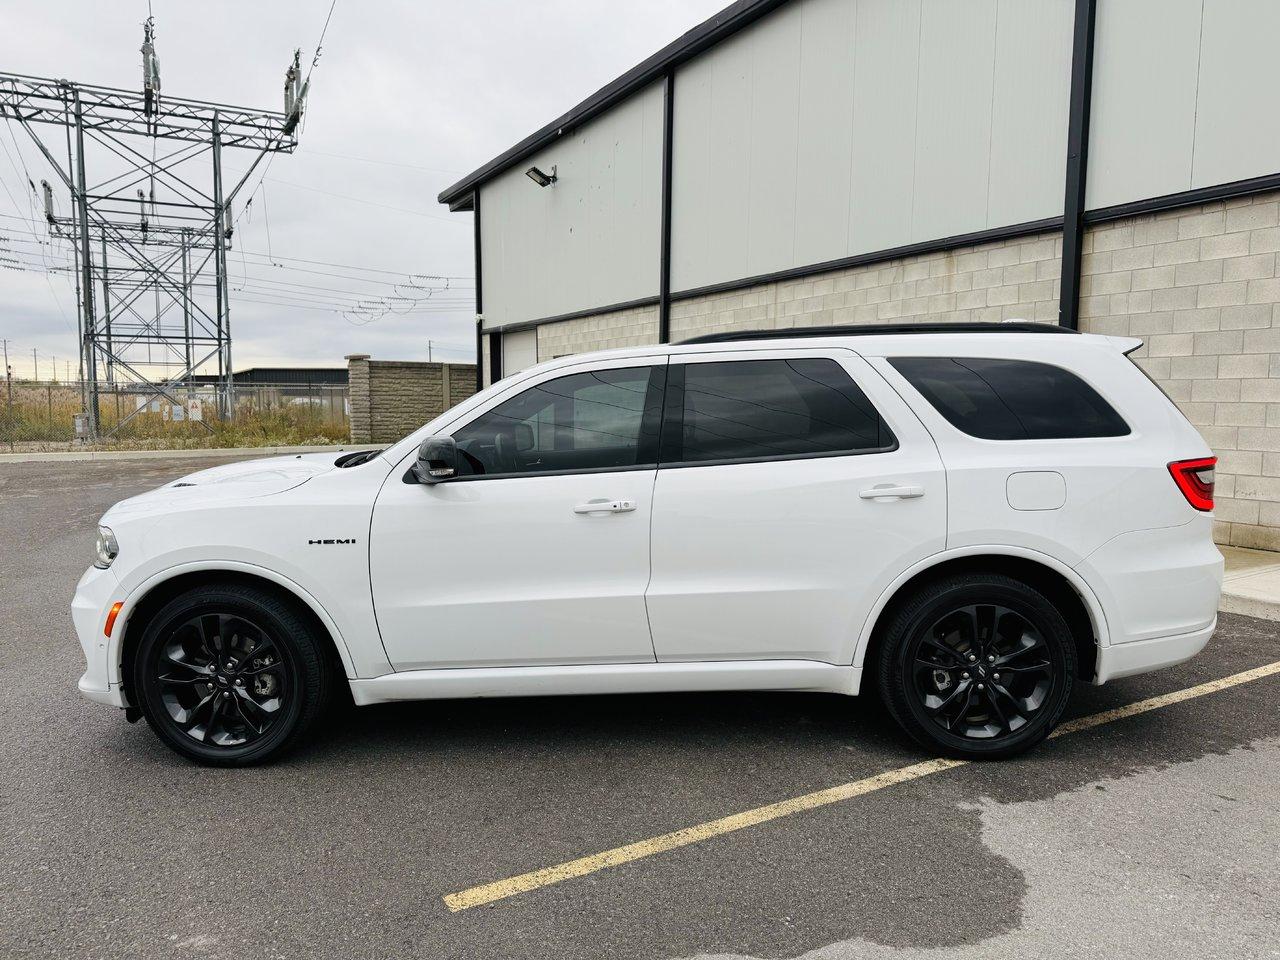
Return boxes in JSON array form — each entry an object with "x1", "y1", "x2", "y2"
[
  {"x1": 428, "y1": 340, "x2": 433, "y2": 362},
  {"x1": 32, "y1": 348, "x2": 38, "y2": 381}
]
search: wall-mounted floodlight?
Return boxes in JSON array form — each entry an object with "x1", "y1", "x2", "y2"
[{"x1": 525, "y1": 165, "x2": 557, "y2": 187}]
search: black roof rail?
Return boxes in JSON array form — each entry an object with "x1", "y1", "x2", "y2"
[{"x1": 679, "y1": 322, "x2": 1077, "y2": 345}]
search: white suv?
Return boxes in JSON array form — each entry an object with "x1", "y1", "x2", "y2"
[{"x1": 72, "y1": 323, "x2": 1223, "y2": 765}]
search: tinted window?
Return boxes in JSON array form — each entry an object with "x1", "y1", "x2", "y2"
[
  {"x1": 889, "y1": 356, "x2": 1129, "y2": 440},
  {"x1": 452, "y1": 366, "x2": 662, "y2": 476},
  {"x1": 663, "y1": 358, "x2": 895, "y2": 464}
]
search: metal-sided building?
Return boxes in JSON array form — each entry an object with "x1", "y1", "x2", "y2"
[{"x1": 440, "y1": 0, "x2": 1280, "y2": 550}]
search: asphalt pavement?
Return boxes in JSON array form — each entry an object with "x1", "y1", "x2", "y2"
[{"x1": 1, "y1": 456, "x2": 1278, "y2": 960}]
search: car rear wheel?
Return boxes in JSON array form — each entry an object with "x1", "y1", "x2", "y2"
[
  {"x1": 131, "y1": 584, "x2": 334, "y2": 766},
  {"x1": 877, "y1": 573, "x2": 1076, "y2": 759}
]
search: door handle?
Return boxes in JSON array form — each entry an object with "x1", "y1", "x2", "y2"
[
  {"x1": 859, "y1": 484, "x2": 925, "y2": 501},
  {"x1": 573, "y1": 498, "x2": 637, "y2": 515}
]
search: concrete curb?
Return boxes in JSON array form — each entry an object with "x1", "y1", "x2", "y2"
[
  {"x1": 0, "y1": 444, "x2": 380, "y2": 464},
  {"x1": 1220, "y1": 592, "x2": 1280, "y2": 622}
]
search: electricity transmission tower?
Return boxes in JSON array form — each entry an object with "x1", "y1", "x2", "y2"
[{"x1": 0, "y1": 20, "x2": 308, "y2": 438}]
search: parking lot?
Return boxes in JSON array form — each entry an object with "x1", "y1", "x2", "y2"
[{"x1": 2, "y1": 455, "x2": 1279, "y2": 960}]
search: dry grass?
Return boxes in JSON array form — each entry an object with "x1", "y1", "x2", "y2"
[{"x1": 0, "y1": 381, "x2": 349, "y2": 451}]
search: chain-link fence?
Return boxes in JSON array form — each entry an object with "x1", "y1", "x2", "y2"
[{"x1": 0, "y1": 379, "x2": 350, "y2": 451}]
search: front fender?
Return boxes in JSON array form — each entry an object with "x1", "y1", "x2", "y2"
[{"x1": 106, "y1": 558, "x2": 390, "y2": 695}]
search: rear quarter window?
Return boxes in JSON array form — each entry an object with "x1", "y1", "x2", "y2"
[{"x1": 888, "y1": 356, "x2": 1129, "y2": 440}]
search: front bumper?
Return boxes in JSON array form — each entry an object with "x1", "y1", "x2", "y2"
[{"x1": 71, "y1": 564, "x2": 127, "y2": 708}]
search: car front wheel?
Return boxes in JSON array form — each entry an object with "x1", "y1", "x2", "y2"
[
  {"x1": 877, "y1": 573, "x2": 1076, "y2": 759},
  {"x1": 131, "y1": 584, "x2": 334, "y2": 766}
]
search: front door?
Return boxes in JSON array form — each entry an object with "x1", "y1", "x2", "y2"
[
  {"x1": 645, "y1": 348, "x2": 946, "y2": 665},
  {"x1": 370, "y1": 356, "x2": 667, "y2": 671}
]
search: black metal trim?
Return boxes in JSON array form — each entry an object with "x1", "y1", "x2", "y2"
[
  {"x1": 658, "y1": 71, "x2": 675, "y2": 344},
  {"x1": 670, "y1": 217, "x2": 1063, "y2": 304},
  {"x1": 483, "y1": 296, "x2": 661, "y2": 335},
  {"x1": 488, "y1": 333, "x2": 502, "y2": 385},
  {"x1": 680, "y1": 322, "x2": 1077, "y2": 345},
  {"x1": 1059, "y1": 0, "x2": 1098, "y2": 331},
  {"x1": 1085, "y1": 172, "x2": 1280, "y2": 225},
  {"x1": 437, "y1": 0, "x2": 791, "y2": 208},
  {"x1": 472, "y1": 189, "x2": 483, "y2": 392}
]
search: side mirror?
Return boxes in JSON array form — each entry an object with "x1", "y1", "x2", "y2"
[{"x1": 412, "y1": 436, "x2": 458, "y2": 484}]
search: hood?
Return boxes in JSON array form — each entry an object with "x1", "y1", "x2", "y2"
[{"x1": 104, "y1": 452, "x2": 340, "y2": 519}]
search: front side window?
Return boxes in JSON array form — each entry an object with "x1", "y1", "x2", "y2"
[
  {"x1": 452, "y1": 366, "x2": 663, "y2": 477},
  {"x1": 661, "y1": 358, "x2": 895, "y2": 465},
  {"x1": 889, "y1": 356, "x2": 1129, "y2": 440}
]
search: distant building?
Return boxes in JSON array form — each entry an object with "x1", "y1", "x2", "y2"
[
  {"x1": 189, "y1": 367, "x2": 348, "y2": 387},
  {"x1": 441, "y1": 0, "x2": 1280, "y2": 551}
]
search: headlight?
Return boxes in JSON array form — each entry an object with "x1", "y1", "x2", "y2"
[{"x1": 94, "y1": 526, "x2": 119, "y2": 569}]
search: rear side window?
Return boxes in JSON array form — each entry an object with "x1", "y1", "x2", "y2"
[
  {"x1": 889, "y1": 356, "x2": 1129, "y2": 440},
  {"x1": 661, "y1": 358, "x2": 895, "y2": 464}
]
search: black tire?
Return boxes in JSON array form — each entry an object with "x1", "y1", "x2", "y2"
[
  {"x1": 131, "y1": 584, "x2": 335, "y2": 766},
  {"x1": 877, "y1": 573, "x2": 1075, "y2": 760}
]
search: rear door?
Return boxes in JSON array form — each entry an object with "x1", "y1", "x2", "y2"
[{"x1": 645, "y1": 348, "x2": 945, "y2": 665}]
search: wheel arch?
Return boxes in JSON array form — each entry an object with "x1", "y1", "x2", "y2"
[
  {"x1": 113, "y1": 562, "x2": 357, "y2": 705},
  {"x1": 855, "y1": 547, "x2": 1108, "y2": 688}
]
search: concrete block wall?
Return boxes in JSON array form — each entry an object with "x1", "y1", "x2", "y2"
[
  {"x1": 668, "y1": 232, "x2": 1063, "y2": 341},
  {"x1": 535, "y1": 303, "x2": 660, "y2": 361},
  {"x1": 1079, "y1": 191, "x2": 1280, "y2": 550},
  {"x1": 346, "y1": 355, "x2": 478, "y2": 444}
]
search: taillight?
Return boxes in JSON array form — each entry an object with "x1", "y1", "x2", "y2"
[{"x1": 1168, "y1": 457, "x2": 1216, "y2": 511}]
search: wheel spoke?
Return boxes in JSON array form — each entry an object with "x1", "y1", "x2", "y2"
[
  {"x1": 983, "y1": 686, "x2": 1007, "y2": 731},
  {"x1": 175, "y1": 689, "x2": 218, "y2": 730},
  {"x1": 164, "y1": 652, "x2": 213, "y2": 676},
  {"x1": 999, "y1": 660, "x2": 1052, "y2": 677},
  {"x1": 974, "y1": 604, "x2": 996, "y2": 652},
  {"x1": 994, "y1": 636, "x2": 1047, "y2": 668},
  {"x1": 158, "y1": 674, "x2": 206, "y2": 685},
  {"x1": 235, "y1": 687, "x2": 281, "y2": 717},
  {"x1": 943, "y1": 685, "x2": 975, "y2": 731},
  {"x1": 229, "y1": 693, "x2": 264, "y2": 736},
  {"x1": 919, "y1": 636, "x2": 966, "y2": 667},
  {"x1": 198, "y1": 694, "x2": 227, "y2": 742},
  {"x1": 989, "y1": 682, "x2": 1027, "y2": 722}
]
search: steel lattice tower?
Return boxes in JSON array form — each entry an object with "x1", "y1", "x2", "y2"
[{"x1": 0, "y1": 65, "x2": 301, "y2": 437}]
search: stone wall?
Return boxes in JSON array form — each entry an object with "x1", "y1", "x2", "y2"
[{"x1": 345, "y1": 355, "x2": 478, "y2": 444}]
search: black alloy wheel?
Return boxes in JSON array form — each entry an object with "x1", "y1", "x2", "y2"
[
  {"x1": 878, "y1": 573, "x2": 1075, "y2": 759},
  {"x1": 132, "y1": 584, "x2": 334, "y2": 766},
  {"x1": 155, "y1": 612, "x2": 289, "y2": 748}
]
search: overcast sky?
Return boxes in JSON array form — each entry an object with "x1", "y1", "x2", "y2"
[{"x1": 0, "y1": 0, "x2": 725, "y2": 379}]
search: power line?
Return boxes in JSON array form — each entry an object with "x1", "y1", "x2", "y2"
[
  {"x1": 300, "y1": 147, "x2": 463, "y2": 177},
  {"x1": 265, "y1": 177, "x2": 470, "y2": 224}
]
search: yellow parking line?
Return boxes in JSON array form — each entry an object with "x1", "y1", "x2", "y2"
[{"x1": 443, "y1": 658, "x2": 1280, "y2": 913}]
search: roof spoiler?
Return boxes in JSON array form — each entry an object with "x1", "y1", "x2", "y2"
[{"x1": 1098, "y1": 335, "x2": 1144, "y2": 355}]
